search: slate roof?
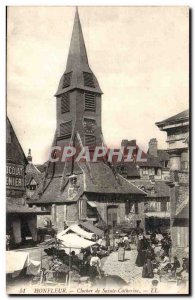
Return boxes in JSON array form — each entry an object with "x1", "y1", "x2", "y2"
[
  {"x1": 25, "y1": 163, "x2": 43, "y2": 186},
  {"x1": 35, "y1": 162, "x2": 48, "y2": 173},
  {"x1": 137, "y1": 154, "x2": 163, "y2": 168},
  {"x1": 6, "y1": 199, "x2": 49, "y2": 214},
  {"x1": 115, "y1": 162, "x2": 140, "y2": 178},
  {"x1": 156, "y1": 109, "x2": 189, "y2": 127},
  {"x1": 82, "y1": 162, "x2": 145, "y2": 195},
  {"x1": 55, "y1": 8, "x2": 102, "y2": 96},
  {"x1": 6, "y1": 117, "x2": 28, "y2": 165},
  {"x1": 131, "y1": 180, "x2": 170, "y2": 198},
  {"x1": 28, "y1": 161, "x2": 146, "y2": 204}
]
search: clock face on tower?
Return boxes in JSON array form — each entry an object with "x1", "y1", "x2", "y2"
[{"x1": 83, "y1": 118, "x2": 96, "y2": 134}]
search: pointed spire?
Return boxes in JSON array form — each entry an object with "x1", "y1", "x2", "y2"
[
  {"x1": 66, "y1": 7, "x2": 89, "y2": 72},
  {"x1": 55, "y1": 7, "x2": 102, "y2": 96}
]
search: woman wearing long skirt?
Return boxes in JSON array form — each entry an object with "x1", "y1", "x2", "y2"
[
  {"x1": 136, "y1": 234, "x2": 145, "y2": 267},
  {"x1": 118, "y1": 238, "x2": 125, "y2": 262},
  {"x1": 142, "y1": 248, "x2": 154, "y2": 278}
]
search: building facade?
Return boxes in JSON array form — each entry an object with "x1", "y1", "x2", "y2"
[
  {"x1": 115, "y1": 138, "x2": 171, "y2": 234},
  {"x1": 6, "y1": 118, "x2": 47, "y2": 248},
  {"x1": 156, "y1": 109, "x2": 189, "y2": 257}
]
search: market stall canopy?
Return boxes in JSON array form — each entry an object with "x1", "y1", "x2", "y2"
[
  {"x1": 79, "y1": 221, "x2": 104, "y2": 237},
  {"x1": 58, "y1": 224, "x2": 95, "y2": 240},
  {"x1": 57, "y1": 233, "x2": 96, "y2": 250},
  {"x1": 6, "y1": 251, "x2": 40, "y2": 277}
]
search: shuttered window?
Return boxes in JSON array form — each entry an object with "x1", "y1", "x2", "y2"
[
  {"x1": 83, "y1": 72, "x2": 95, "y2": 87},
  {"x1": 85, "y1": 92, "x2": 96, "y2": 111},
  {"x1": 60, "y1": 121, "x2": 72, "y2": 138},
  {"x1": 85, "y1": 135, "x2": 96, "y2": 147},
  {"x1": 61, "y1": 93, "x2": 70, "y2": 113},
  {"x1": 62, "y1": 72, "x2": 72, "y2": 88}
]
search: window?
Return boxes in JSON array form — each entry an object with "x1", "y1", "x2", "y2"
[
  {"x1": 61, "y1": 93, "x2": 70, "y2": 113},
  {"x1": 149, "y1": 168, "x2": 155, "y2": 175},
  {"x1": 60, "y1": 121, "x2": 72, "y2": 138},
  {"x1": 85, "y1": 92, "x2": 96, "y2": 111},
  {"x1": 142, "y1": 168, "x2": 148, "y2": 175},
  {"x1": 125, "y1": 202, "x2": 138, "y2": 214},
  {"x1": 30, "y1": 184, "x2": 36, "y2": 191},
  {"x1": 161, "y1": 202, "x2": 168, "y2": 212},
  {"x1": 83, "y1": 72, "x2": 95, "y2": 87},
  {"x1": 85, "y1": 135, "x2": 96, "y2": 147},
  {"x1": 62, "y1": 72, "x2": 72, "y2": 88}
]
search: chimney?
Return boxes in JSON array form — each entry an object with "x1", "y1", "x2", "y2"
[
  {"x1": 121, "y1": 139, "x2": 128, "y2": 147},
  {"x1": 148, "y1": 138, "x2": 158, "y2": 157},
  {"x1": 121, "y1": 139, "x2": 136, "y2": 147},
  {"x1": 27, "y1": 148, "x2": 32, "y2": 162}
]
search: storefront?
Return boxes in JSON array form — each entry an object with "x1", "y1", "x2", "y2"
[{"x1": 6, "y1": 117, "x2": 48, "y2": 248}]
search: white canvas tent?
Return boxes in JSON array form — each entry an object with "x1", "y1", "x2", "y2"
[
  {"x1": 57, "y1": 224, "x2": 95, "y2": 241},
  {"x1": 6, "y1": 251, "x2": 41, "y2": 277},
  {"x1": 57, "y1": 233, "x2": 96, "y2": 254}
]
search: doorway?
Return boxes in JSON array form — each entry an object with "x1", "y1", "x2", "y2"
[{"x1": 107, "y1": 206, "x2": 118, "y2": 228}]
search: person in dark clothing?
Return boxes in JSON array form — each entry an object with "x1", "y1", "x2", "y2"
[
  {"x1": 161, "y1": 234, "x2": 172, "y2": 256},
  {"x1": 150, "y1": 233, "x2": 158, "y2": 245},
  {"x1": 142, "y1": 248, "x2": 154, "y2": 278},
  {"x1": 136, "y1": 234, "x2": 146, "y2": 267},
  {"x1": 171, "y1": 256, "x2": 180, "y2": 276}
]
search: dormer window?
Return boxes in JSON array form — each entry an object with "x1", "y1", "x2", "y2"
[
  {"x1": 83, "y1": 72, "x2": 95, "y2": 87},
  {"x1": 62, "y1": 72, "x2": 72, "y2": 88},
  {"x1": 85, "y1": 92, "x2": 96, "y2": 111}
]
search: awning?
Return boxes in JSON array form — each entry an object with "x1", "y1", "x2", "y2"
[
  {"x1": 57, "y1": 233, "x2": 96, "y2": 251},
  {"x1": 87, "y1": 201, "x2": 97, "y2": 208},
  {"x1": 145, "y1": 211, "x2": 170, "y2": 218},
  {"x1": 79, "y1": 221, "x2": 104, "y2": 236},
  {"x1": 6, "y1": 251, "x2": 29, "y2": 276},
  {"x1": 57, "y1": 224, "x2": 95, "y2": 241},
  {"x1": 6, "y1": 251, "x2": 41, "y2": 277}
]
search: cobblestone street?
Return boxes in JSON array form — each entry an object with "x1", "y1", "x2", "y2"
[
  {"x1": 102, "y1": 249, "x2": 141, "y2": 284},
  {"x1": 102, "y1": 248, "x2": 161, "y2": 292}
]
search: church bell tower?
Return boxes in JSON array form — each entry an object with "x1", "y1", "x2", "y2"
[{"x1": 54, "y1": 8, "x2": 103, "y2": 151}]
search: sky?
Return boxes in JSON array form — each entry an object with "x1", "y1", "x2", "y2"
[{"x1": 7, "y1": 6, "x2": 189, "y2": 164}]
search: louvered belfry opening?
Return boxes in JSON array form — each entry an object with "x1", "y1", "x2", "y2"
[
  {"x1": 60, "y1": 121, "x2": 72, "y2": 138},
  {"x1": 61, "y1": 93, "x2": 70, "y2": 113},
  {"x1": 85, "y1": 134, "x2": 96, "y2": 148},
  {"x1": 83, "y1": 72, "x2": 95, "y2": 87},
  {"x1": 85, "y1": 92, "x2": 96, "y2": 111},
  {"x1": 62, "y1": 72, "x2": 72, "y2": 88}
]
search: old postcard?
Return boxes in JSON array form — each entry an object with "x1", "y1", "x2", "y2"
[{"x1": 6, "y1": 6, "x2": 189, "y2": 295}]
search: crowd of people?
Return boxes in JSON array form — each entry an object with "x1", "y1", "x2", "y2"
[
  {"x1": 46, "y1": 230, "x2": 189, "y2": 284},
  {"x1": 134, "y1": 232, "x2": 189, "y2": 283}
]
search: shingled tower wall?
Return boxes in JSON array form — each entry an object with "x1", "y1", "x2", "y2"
[{"x1": 55, "y1": 8, "x2": 103, "y2": 150}]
